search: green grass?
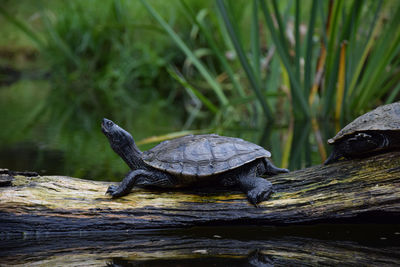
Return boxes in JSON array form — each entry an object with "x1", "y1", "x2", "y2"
[
  {"x1": 0, "y1": 0, "x2": 191, "y2": 177},
  {"x1": 140, "y1": 0, "x2": 399, "y2": 169},
  {"x1": 0, "y1": 0, "x2": 399, "y2": 177}
]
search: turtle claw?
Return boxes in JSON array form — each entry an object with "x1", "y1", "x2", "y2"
[
  {"x1": 247, "y1": 188, "x2": 271, "y2": 207},
  {"x1": 239, "y1": 176, "x2": 273, "y2": 207},
  {"x1": 106, "y1": 185, "x2": 119, "y2": 196}
]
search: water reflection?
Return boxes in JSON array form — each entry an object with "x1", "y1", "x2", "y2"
[
  {"x1": 0, "y1": 142, "x2": 64, "y2": 175},
  {"x1": 1, "y1": 225, "x2": 399, "y2": 266},
  {"x1": 108, "y1": 249, "x2": 273, "y2": 266}
]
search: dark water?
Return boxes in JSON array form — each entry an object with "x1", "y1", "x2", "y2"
[
  {"x1": 0, "y1": 142, "x2": 64, "y2": 175},
  {"x1": 1, "y1": 225, "x2": 399, "y2": 266}
]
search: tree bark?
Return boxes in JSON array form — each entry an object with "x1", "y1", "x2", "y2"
[{"x1": 0, "y1": 151, "x2": 399, "y2": 234}]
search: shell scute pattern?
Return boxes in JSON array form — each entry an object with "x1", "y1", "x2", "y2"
[
  {"x1": 328, "y1": 102, "x2": 400, "y2": 144},
  {"x1": 142, "y1": 134, "x2": 271, "y2": 177}
]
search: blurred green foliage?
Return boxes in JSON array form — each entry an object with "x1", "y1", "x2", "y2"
[
  {"x1": 0, "y1": 0, "x2": 399, "y2": 179},
  {"x1": 142, "y1": 0, "x2": 400, "y2": 169}
]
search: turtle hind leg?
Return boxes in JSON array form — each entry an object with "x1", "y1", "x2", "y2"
[
  {"x1": 238, "y1": 175, "x2": 273, "y2": 206},
  {"x1": 264, "y1": 159, "x2": 289, "y2": 175}
]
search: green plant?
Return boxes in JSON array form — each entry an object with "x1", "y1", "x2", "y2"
[
  {"x1": 1, "y1": 1, "x2": 183, "y2": 133},
  {"x1": 0, "y1": 0, "x2": 189, "y2": 177},
  {"x1": 1, "y1": 0, "x2": 399, "y2": 176},
  {"x1": 140, "y1": 0, "x2": 400, "y2": 169}
]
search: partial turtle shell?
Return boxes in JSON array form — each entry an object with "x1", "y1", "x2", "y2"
[
  {"x1": 142, "y1": 134, "x2": 271, "y2": 177},
  {"x1": 328, "y1": 102, "x2": 400, "y2": 144}
]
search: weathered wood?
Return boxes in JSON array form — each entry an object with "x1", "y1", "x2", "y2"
[{"x1": 0, "y1": 151, "x2": 399, "y2": 234}]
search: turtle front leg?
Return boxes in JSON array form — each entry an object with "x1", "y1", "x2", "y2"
[
  {"x1": 324, "y1": 146, "x2": 344, "y2": 165},
  {"x1": 106, "y1": 170, "x2": 146, "y2": 197},
  {"x1": 238, "y1": 175, "x2": 273, "y2": 206},
  {"x1": 106, "y1": 169, "x2": 177, "y2": 198}
]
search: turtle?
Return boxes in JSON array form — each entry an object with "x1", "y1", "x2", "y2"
[
  {"x1": 324, "y1": 102, "x2": 400, "y2": 165},
  {"x1": 101, "y1": 118, "x2": 289, "y2": 205}
]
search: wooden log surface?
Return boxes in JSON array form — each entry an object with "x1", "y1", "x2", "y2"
[{"x1": 0, "y1": 151, "x2": 400, "y2": 234}]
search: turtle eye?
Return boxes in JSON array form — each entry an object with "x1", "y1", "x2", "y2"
[{"x1": 106, "y1": 121, "x2": 113, "y2": 128}]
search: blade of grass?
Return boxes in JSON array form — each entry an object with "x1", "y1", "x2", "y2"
[
  {"x1": 294, "y1": 0, "x2": 300, "y2": 82},
  {"x1": 347, "y1": 3, "x2": 383, "y2": 98},
  {"x1": 289, "y1": 119, "x2": 310, "y2": 169},
  {"x1": 318, "y1": 0, "x2": 330, "y2": 46},
  {"x1": 354, "y1": 15, "x2": 400, "y2": 110},
  {"x1": 335, "y1": 41, "x2": 347, "y2": 131},
  {"x1": 0, "y1": 6, "x2": 45, "y2": 48},
  {"x1": 308, "y1": 0, "x2": 332, "y2": 107},
  {"x1": 304, "y1": 0, "x2": 318, "y2": 98},
  {"x1": 271, "y1": 0, "x2": 289, "y2": 54},
  {"x1": 216, "y1": 0, "x2": 272, "y2": 121},
  {"x1": 324, "y1": 0, "x2": 343, "y2": 80},
  {"x1": 281, "y1": 117, "x2": 294, "y2": 169},
  {"x1": 337, "y1": 0, "x2": 363, "y2": 98},
  {"x1": 280, "y1": 60, "x2": 293, "y2": 169},
  {"x1": 178, "y1": 1, "x2": 246, "y2": 98},
  {"x1": 322, "y1": 48, "x2": 340, "y2": 117},
  {"x1": 140, "y1": 0, "x2": 229, "y2": 106},
  {"x1": 370, "y1": 56, "x2": 400, "y2": 101},
  {"x1": 321, "y1": 0, "x2": 343, "y2": 116},
  {"x1": 167, "y1": 66, "x2": 219, "y2": 114},
  {"x1": 354, "y1": 3, "x2": 400, "y2": 109},
  {"x1": 260, "y1": 0, "x2": 309, "y2": 118},
  {"x1": 40, "y1": 10, "x2": 81, "y2": 67},
  {"x1": 250, "y1": 0, "x2": 264, "y2": 124},
  {"x1": 264, "y1": 48, "x2": 281, "y2": 94},
  {"x1": 340, "y1": 0, "x2": 362, "y2": 41},
  {"x1": 323, "y1": 0, "x2": 343, "y2": 116},
  {"x1": 251, "y1": 0, "x2": 261, "y2": 87},
  {"x1": 311, "y1": 117, "x2": 327, "y2": 162},
  {"x1": 112, "y1": 0, "x2": 124, "y2": 22},
  {"x1": 385, "y1": 80, "x2": 400, "y2": 104},
  {"x1": 308, "y1": 50, "x2": 326, "y2": 106}
]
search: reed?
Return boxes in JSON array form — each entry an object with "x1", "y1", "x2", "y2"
[
  {"x1": 1, "y1": 0, "x2": 399, "y2": 175},
  {"x1": 141, "y1": 0, "x2": 400, "y2": 168}
]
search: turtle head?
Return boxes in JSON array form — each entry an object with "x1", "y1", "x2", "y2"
[
  {"x1": 101, "y1": 118, "x2": 134, "y2": 148},
  {"x1": 102, "y1": 118, "x2": 143, "y2": 169}
]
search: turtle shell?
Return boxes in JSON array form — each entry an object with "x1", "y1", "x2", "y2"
[
  {"x1": 328, "y1": 102, "x2": 400, "y2": 144},
  {"x1": 142, "y1": 134, "x2": 271, "y2": 177}
]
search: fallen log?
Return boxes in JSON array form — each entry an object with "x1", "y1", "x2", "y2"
[{"x1": 0, "y1": 151, "x2": 399, "y2": 234}]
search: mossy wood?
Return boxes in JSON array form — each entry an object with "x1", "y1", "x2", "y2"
[{"x1": 1, "y1": 152, "x2": 399, "y2": 234}]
